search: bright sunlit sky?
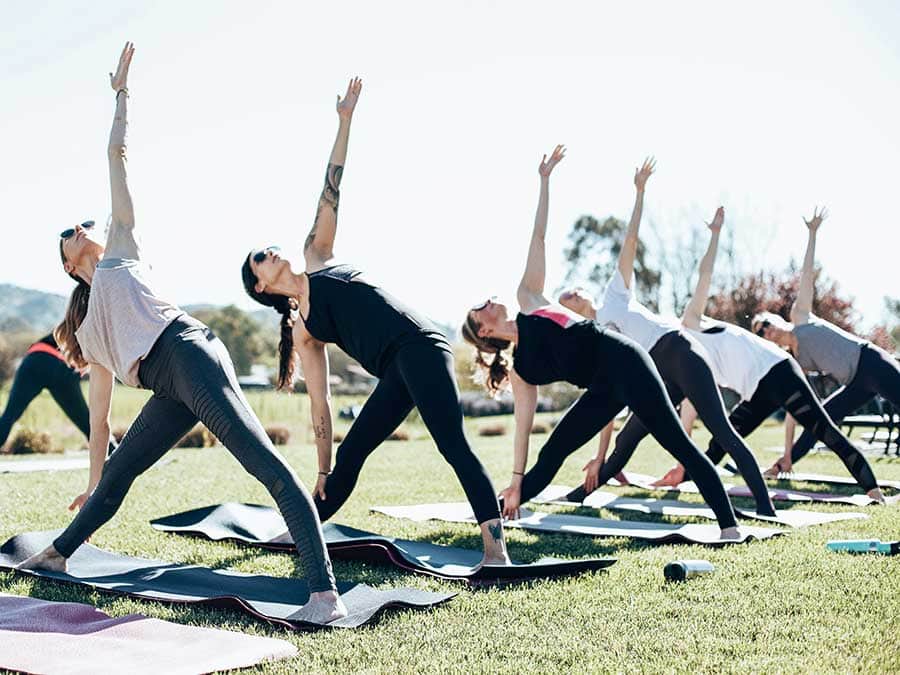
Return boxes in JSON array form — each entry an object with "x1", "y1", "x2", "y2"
[{"x1": 2, "y1": 1, "x2": 898, "y2": 329}]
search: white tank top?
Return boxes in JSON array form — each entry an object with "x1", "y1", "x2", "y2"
[
  {"x1": 76, "y1": 258, "x2": 184, "y2": 387},
  {"x1": 688, "y1": 321, "x2": 788, "y2": 402},
  {"x1": 595, "y1": 269, "x2": 679, "y2": 352}
]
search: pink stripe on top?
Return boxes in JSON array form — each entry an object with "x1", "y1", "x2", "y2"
[{"x1": 531, "y1": 307, "x2": 576, "y2": 328}]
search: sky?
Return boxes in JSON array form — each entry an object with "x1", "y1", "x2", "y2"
[{"x1": 2, "y1": 0, "x2": 899, "y2": 330}]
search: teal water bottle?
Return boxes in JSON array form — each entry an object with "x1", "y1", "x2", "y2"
[
  {"x1": 664, "y1": 559, "x2": 715, "y2": 581},
  {"x1": 826, "y1": 539, "x2": 899, "y2": 555}
]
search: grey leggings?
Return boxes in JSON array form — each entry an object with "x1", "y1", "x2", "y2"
[
  {"x1": 603, "y1": 331, "x2": 777, "y2": 516},
  {"x1": 53, "y1": 316, "x2": 336, "y2": 593}
]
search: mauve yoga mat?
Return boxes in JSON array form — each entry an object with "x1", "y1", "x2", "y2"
[
  {"x1": 609, "y1": 472, "x2": 890, "y2": 506},
  {"x1": 0, "y1": 592, "x2": 296, "y2": 675},
  {"x1": 371, "y1": 503, "x2": 785, "y2": 545},
  {"x1": 531, "y1": 486, "x2": 870, "y2": 527},
  {"x1": 0, "y1": 531, "x2": 454, "y2": 630},
  {"x1": 150, "y1": 503, "x2": 616, "y2": 582}
]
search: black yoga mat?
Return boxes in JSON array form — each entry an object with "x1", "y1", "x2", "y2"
[
  {"x1": 0, "y1": 531, "x2": 454, "y2": 630},
  {"x1": 150, "y1": 503, "x2": 616, "y2": 582}
]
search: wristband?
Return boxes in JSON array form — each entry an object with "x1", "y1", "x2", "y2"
[
  {"x1": 512, "y1": 471, "x2": 524, "y2": 476},
  {"x1": 318, "y1": 471, "x2": 331, "y2": 476},
  {"x1": 116, "y1": 88, "x2": 129, "y2": 99}
]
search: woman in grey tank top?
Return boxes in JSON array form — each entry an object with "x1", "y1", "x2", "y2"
[
  {"x1": 17, "y1": 44, "x2": 346, "y2": 624},
  {"x1": 753, "y1": 207, "x2": 898, "y2": 488}
]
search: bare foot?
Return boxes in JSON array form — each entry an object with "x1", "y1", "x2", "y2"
[
  {"x1": 720, "y1": 526, "x2": 742, "y2": 541},
  {"x1": 614, "y1": 471, "x2": 630, "y2": 485},
  {"x1": 291, "y1": 590, "x2": 348, "y2": 624},
  {"x1": 17, "y1": 545, "x2": 67, "y2": 572},
  {"x1": 479, "y1": 552, "x2": 512, "y2": 567},
  {"x1": 652, "y1": 466, "x2": 685, "y2": 487},
  {"x1": 479, "y1": 518, "x2": 510, "y2": 565},
  {"x1": 867, "y1": 488, "x2": 886, "y2": 505}
]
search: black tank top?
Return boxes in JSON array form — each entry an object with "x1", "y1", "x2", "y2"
[
  {"x1": 301, "y1": 264, "x2": 449, "y2": 377},
  {"x1": 513, "y1": 311, "x2": 604, "y2": 388}
]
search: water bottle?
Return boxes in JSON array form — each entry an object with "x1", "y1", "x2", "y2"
[{"x1": 664, "y1": 559, "x2": 715, "y2": 581}]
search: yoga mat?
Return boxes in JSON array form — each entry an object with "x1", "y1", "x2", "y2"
[
  {"x1": 610, "y1": 472, "x2": 892, "y2": 506},
  {"x1": 0, "y1": 592, "x2": 296, "y2": 675},
  {"x1": 531, "y1": 486, "x2": 870, "y2": 527},
  {"x1": 371, "y1": 503, "x2": 784, "y2": 546},
  {"x1": 150, "y1": 503, "x2": 616, "y2": 582},
  {"x1": 0, "y1": 531, "x2": 455, "y2": 630},
  {"x1": 0, "y1": 456, "x2": 89, "y2": 473},
  {"x1": 761, "y1": 470, "x2": 900, "y2": 491}
]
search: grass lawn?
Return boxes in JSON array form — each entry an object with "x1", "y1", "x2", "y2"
[{"x1": 1, "y1": 388, "x2": 899, "y2": 673}]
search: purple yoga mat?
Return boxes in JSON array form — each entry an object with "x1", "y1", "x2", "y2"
[{"x1": 0, "y1": 593, "x2": 297, "y2": 675}]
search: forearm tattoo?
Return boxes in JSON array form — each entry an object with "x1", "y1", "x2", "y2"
[
  {"x1": 314, "y1": 415, "x2": 327, "y2": 440},
  {"x1": 304, "y1": 163, "x2": 344, "y2": 251}
]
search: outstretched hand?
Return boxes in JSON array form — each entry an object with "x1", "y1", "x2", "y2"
[
  {"x1": 634, "y1": 156, "x2": 656, "y2": 190},
  {"x1": 804, "y1": 206, "x2": 828, "y2": 231},
  {"x1": 707, "y1": 206, "x2": 725, "y2": 232},
  {"x1": 109, "y1": 42, "x2": 134, "y2": 92},
  {"x1": 538, "y1": 144, "x2": 566, "y2": 177},
  {"x1": 337, "y1": 77, "x2": 363, "y2": 120}
]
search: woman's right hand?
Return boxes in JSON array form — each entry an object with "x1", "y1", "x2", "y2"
[
  {"x1": 804, "y1": 206, "x2": 828, "y2": 232},
  {"x1": 68, "y1": 492, "x2": 91, "y2": 511},
  {"x1": 538, "y1": 145, "x2": 566, "y2": 177},
  {"x1": 582, "y1": 457, "x2": 603, "y2": 494},
  {"x1": 707, "y1": 206, "x2": 725, "y2": 232},
  {"x1": 313, "y1": 474, "x2": 328, "y2": 501},
  {"x1": 499, "y1": 485, "x2": 522, "y2": 520},
  {"x1": 109, "y1": 42, "x2": 134, "y2": 92},
  {"x1": 336, "y1": 77, "x2": 363, "y2": 120},
  {"x1": 633, "y1": 156, "x2": 656, "y2": 190}
]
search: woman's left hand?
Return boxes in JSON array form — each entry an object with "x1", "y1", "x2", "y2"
[
  {"x1": 109, "y1": 42, "x2": 134, "y2": 92},
  {"x1": 313, "y1": 473, "x2": 328, "y2": 500},
  {"x1": 538, "y1": 145, "x2": 566, "y2": 177},
  {"x1": 337, "y1": 77, "x2": 363, "y2": 120}
]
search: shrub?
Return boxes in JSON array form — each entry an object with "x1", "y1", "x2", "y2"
[
  {"x1": 333, "y1": 431, "x2": 345, "y2": 443},
  {"x1": 7, "y1": 429, "x2": 57, "y2": 455},
  {"x1": 176, "y1": 425, "x2": 216, "y2": 448},
  {"x1": 265, "y1": 425, "x2": 291, "y2": 445},
  {"x1": 478, "y1": 423, "x2": 507, "y2": 437},
  {"x1": 387, "y1": 427, "x2": 410, "y2": 441}
]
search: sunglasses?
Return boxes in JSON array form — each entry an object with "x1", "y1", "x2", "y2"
[
  {"x1": 59, "y1": 221, "x2": 95, "y2": 240},
  {"x1": 252, "y1": 246, "x2": 281, "y2": 263},
  {"x1": 471, "y1": 296, "x2": 497, "y2": 313},
  {"x1": 755, "y1": 320, "x2": 771, "y2": 337}
]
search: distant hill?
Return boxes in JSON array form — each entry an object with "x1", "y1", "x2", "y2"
[{"x1": 0, "y1": 284, "x2": 68, "y2": 334}]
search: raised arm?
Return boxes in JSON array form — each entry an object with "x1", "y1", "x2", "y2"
[
  {"x1": 303, "y1": 78, "x2": 363, "y2": 263},
  {"x1": 682, "y1": 207, "x2": 725, "y2": 329},
  {"x1": 617, "y1": 157, "x2": 655, "y2": 288},
  {"x1": 104, "y1": 42, "x2": 140, "y2": 260},
  {"x1": 68, "y1": 366, "x2": 114, "y2": 512},
  {"x1": 297, "y1": 341, "x2": 335, "y2": 499},
  {"x1": 500, "y1": 369, "x2": 538, "y2": 519},
  {"x1": 516, "y1": 145, "x2": 565, "y2": 309},
  {"x1": 790, "y1": 206, "x2": 827, "y2": 325}
]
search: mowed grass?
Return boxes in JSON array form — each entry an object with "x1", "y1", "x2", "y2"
[{"x1": 1, "y1": 387, "x2": 900, "y2": 673}]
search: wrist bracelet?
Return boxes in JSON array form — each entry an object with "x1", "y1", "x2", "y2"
[
  {"x1": 318, "y1": 471, "x2": 331, "y2": 476},
  {"x1": 116, "y1": 88, "x2": 128, "y2": 99},
  {"x1": 512, "y1": 471, "x2": 525, "y2": 476}
]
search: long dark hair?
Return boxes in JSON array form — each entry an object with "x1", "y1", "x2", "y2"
[
  {"x1": 460, "y1": 310, "x2": 511, "y2": 396},
  {"x1": 55, "y1": 239, "x2": 91, "y2": 369},
  {"x1": 241, "y1": 253, "x2": 298, "y2": 390}
]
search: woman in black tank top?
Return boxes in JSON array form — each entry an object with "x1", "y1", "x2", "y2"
[
  {"x1": 241, "y1": 79, "x2": 510, "y2": 566},
  {"x1": 461, "y1": 147, "x2": 740, "y2": 535}
]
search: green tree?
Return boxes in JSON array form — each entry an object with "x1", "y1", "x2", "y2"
[
  {"x1": 560, "y1": 215, "x2": 662, "y2": 310},
  {"x1": 192, "y1": 305, "x2": 267, "y2": 376}
]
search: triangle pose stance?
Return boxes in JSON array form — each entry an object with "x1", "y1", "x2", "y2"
[
  {"x1": 0, "y1": 332, "x2": 116, "y2": 455},
  {"x1": 651, "y1": 208, "x2": 884, "y2": 502},
  {"x1": 461, "y1": 147, "x2": 740, "y2": 536},
  {"x1": 557, "y1": 161, "x2": 777, "y2": 516},
  {"x1": 751, "y1": 212, "x2": 900, "y2": 477},
  {"x1": 17, "y1": 44, "x2": 347, "y2": 624},
  {"x1": 240, "y1": 79, "x2": 511, "y2": 566}
]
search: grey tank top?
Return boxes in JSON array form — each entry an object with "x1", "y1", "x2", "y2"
[
  {"x1": 793, "y1": 315, "x2": 865, "y2": 386},
  {"x1": 76, "y1": 258, "x2": 184, "y2": 388}
]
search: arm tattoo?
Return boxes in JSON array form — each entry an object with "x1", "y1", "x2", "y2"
[
  {"x1": 314, "y1": 415, "x2": 327, "y2": 440},
  {"x1": 488, "y1": 522, "x2": 503, "y2": 542},
  {"x1": 304, "y1": 163, "x2": 344, "y2": 252}
]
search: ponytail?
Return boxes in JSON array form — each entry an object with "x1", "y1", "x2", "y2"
[
  {"x1": 461, "y1": 311, "x2": 511, "y2": 396},
  {"x1": 55, "y1": 239, "x2": 91, "y2": 369}
]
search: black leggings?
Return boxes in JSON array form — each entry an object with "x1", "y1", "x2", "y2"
[
  {"x1": 707, "y1": 358, "x2": 877, "y2": 490},
  {"x1": 316, "y1": 339, "x2": 500, "y2": 525},
  {"x1": 519, "y1": 330, "x2": 737, "y2": 529},
  {"x1": 604, "y1": 331, "x2": 776, "y2": 515},
  {"x1": 791, "y1": 344, "x2": 900, "y2": 463},
  {"x1": 0, "y1": 352, "x2": 115, "y2": 454},
  {"x1": 53, "y1": 316, "x2": 336, "y2": 593}
]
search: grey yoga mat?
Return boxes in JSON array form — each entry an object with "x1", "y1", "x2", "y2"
[
  {"x1": 371, "y1": 503, "x2": 785, "y2": 545},
  {"x1": 530, "y1": 486, "x2": 870, "y2": 527},
  {"x1": 150, "y1": 503, "x2": 616, "y2": 582},
  {"x1": 0, "y1": 531, "x2": 454, "y2": 630},
  {"x1": 609, "y1": 472, "x2": 891, "y2": 506},
  {"x1": 0, "y1": 593, "x2": 297, "y2": 675},
  {"x1": 0, "y1": 457, "x2": 90, "y2": 473}
]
